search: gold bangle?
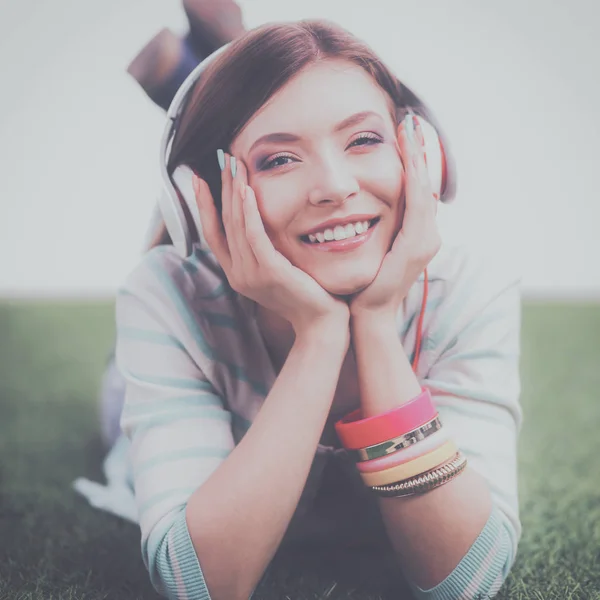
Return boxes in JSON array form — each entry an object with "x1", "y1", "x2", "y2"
[
  {"x1": 371, "y1": 452, "x2": 467, "y2": 498},
  {"x1": 360, "y1": 440, "x2": 458, "y2": 487},
  {"x1": 351, "y1": 415, "x2": 443, "y2": 462}
]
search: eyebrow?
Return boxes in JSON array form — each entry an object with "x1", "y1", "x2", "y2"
[{"x1": 247, "y1": 110, "x2": 384, "y2": 155}]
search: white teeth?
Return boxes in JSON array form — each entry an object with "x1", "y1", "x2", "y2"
[{"x1": 305, "y1": 219, "x2": 375, "y2": 243}]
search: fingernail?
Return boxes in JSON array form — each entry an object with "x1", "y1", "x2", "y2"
[
  {"x1": 217, "y1": 149, "x2": 225, "y2": 171},
  {"x1": 230, "y1": 156, "x2": 237, "y2": 178}
]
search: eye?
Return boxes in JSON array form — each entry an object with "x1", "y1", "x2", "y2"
[
  {"x1": 348, "y1": 132, "x2": 383, "y2": 148},
  {"x1": 258, "y1": 152, "x2": 296, "y2": 171}
]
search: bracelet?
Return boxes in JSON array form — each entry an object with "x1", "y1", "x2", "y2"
[
  {"x1": 370, "y1": 452, "x2": 467, "y2": 498},
  {"x1": 335, "y1": 387, "x2": 436, "y2": 449},
  {"x1": 356, "y1": 427, "x2": 449, "y2": 473},
  {"x1": 359, "y1": 440, "x2": 458, "y2": 487},
  {"x1": 351, "y1": 415, "x2": 443, "y2": 462}
]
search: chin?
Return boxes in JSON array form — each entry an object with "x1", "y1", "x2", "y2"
[{"x1": 316, "y1": 270, "x2": 378, "y2": 297}]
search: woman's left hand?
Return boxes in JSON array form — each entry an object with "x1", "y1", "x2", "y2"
[{"x1": 349, "y1": 116, "x2": 442, "y2": 320}]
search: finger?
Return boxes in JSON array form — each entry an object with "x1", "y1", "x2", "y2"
[
  {"x1": 410, "y1": 118, "x2": 436, "y2": 204},
  {"x1": 412, "y1": 118, "x2": 436, "y2": 202},
  {"x1": 397, "y1": 117, "x2": 436, "y2": 234},
  {"x1": 192, "y1": 174, "x2": 232, "y2": 271},
  {"x1": 393, "y1": 119, "x2": 441, "y2": 267},
  {"x1": 220, "y1": 152, "x2": 243, "y2": 268},
  {"x1": 398, "y1": 117, "x2": 431, "y2": 182},
  {"x1": 243, "y1": 183, "x2": 281, "y2": 271},
  {"x1": 394, "y1": 122, "x2": 405, "y2": 172},
  {"x1": 231, "y1": 158, "x2": 259, "y2": 270},
  {"x1": 396, "y1": 119, "x2": 420, "y2": 235}
]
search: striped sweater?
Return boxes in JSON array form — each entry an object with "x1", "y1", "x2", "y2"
[{"x1": 109, "y1": 238, "x2": 523, "y2": 599}]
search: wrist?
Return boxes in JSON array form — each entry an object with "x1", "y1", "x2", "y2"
[
  {"x1": 294, "y1": 312, "x2": 350, "y2": 349},
  {"x1": 350, "y1": 309, "x2": 397, "y2": 335}
]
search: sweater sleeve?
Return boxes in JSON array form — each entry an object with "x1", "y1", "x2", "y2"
[
  {"x1": 407, "y1": 250, "x2": 523, "y2": 600},
  {"x1": 115, "y1": 249, "x2": 234, "y2": 600}
]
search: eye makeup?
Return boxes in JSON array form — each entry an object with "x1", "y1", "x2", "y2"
[
  {"x1": 254, "y1": 130, "x2": 385, "y2": 172},
  {"x1": 347, "y1": 131, "x2": 384, "y2": 147},
  {"x1": 256, "y1": 152, "x2": 296, "y2": 171}
]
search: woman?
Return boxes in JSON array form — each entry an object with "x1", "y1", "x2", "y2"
[{"x1": 85, "y1": 19, "x2": 523, "y2": 600}]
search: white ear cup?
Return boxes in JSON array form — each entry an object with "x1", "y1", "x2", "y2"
[
  {"x1": 412, "y1": 115, "x2": 444, "y2": 199},
  {"x1": 172, "y1": 165, "x2": 207, "y2": 250},
  {"x1": 157, "y1": 165, "x2": 191, "y2": 257}
]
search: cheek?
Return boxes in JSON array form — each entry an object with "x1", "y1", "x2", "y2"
[
  {"x1": 362, "y1": 145, "x2": 404, "y2": 206},
  {"x1": 251, "y1": 179, "x2": 299, "y2": 243}
]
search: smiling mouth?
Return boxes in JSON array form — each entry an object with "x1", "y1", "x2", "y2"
[{"x1": 299, "y1": 217, "x2": 380, "y2": 244}]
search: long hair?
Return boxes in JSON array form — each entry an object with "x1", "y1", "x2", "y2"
[{"x1": 152, "y1": 19, "x2": 456, "y2": 247}]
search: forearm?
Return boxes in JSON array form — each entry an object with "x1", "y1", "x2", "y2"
[
  {"x1": 186, "y1": 320, "x2": 349, "y2": 600},
  {"x1": 351, "y1": 314, "x2": 493, "y2": 591}
]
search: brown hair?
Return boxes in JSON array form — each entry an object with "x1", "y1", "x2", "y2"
[{"x1": 152, "y1": 19, "x2": 456, "y2": 247}]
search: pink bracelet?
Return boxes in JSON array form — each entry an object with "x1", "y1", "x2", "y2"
[
  {"x1": 335, "y1": 387, "x2": 436, "y2": 449},
  {"x1": 355, "y1": 427, "x2": 449, "y2": 473}
]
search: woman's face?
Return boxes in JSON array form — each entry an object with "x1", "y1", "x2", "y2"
[{"x1": 230, "y1": 58, "x2": 405, "y2": 296}]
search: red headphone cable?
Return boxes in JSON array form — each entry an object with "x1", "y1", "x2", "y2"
[{"x1": 411, "y1": 267, "x2": 428, "y2": 373}]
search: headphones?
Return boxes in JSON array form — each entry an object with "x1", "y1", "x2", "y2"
[{"x1": 158, "y1": 44, "x2": 453, "y2": 258}]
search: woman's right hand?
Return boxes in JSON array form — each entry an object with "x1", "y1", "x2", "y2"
[{"x1": 192, "y1": 152, "x2": 350, "y2": 338}]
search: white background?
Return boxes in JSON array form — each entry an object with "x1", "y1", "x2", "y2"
[{"x1": 0, "y1": 0, "x2": 598, "y2": 299}]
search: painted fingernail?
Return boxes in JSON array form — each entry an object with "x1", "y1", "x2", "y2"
[
  {"x1": 230, "y1": 156, "x2": 237, "y2": 178},
  {"x1": 217, "y1": 149, "x2": 225, "y2": 171}
]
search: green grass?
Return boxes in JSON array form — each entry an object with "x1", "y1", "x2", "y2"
[{"x1": 0, "y1": 300, "x2": 599, "y2": 600}]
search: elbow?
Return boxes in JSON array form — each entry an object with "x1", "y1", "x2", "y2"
[
  {"x1": 465, "y1": 527, "x2": 517, "y2": 600},
  {"x1": 408, "y1": 508, "x2": 518, "y2": 599},
  {"x1": 144, "y1": 507, "x2": 258, "y2": 600},
  {"x1": 469, "y1": 531, "x2": 517, "y2": 600},
  {"x1": 143, "y1": 509, "x2": 214, "y2": 599},
  {"x1": 186, "y1": 521, "x2": 262, "y2": 600}
]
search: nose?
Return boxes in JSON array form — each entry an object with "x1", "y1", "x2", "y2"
[{"x1": 307, "y1": 151, "x2": 359, "y2": 206}]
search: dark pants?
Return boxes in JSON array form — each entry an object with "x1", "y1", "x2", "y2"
[{"x1": 146, "y1": 34, "x2": 203, "y2": 112}]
